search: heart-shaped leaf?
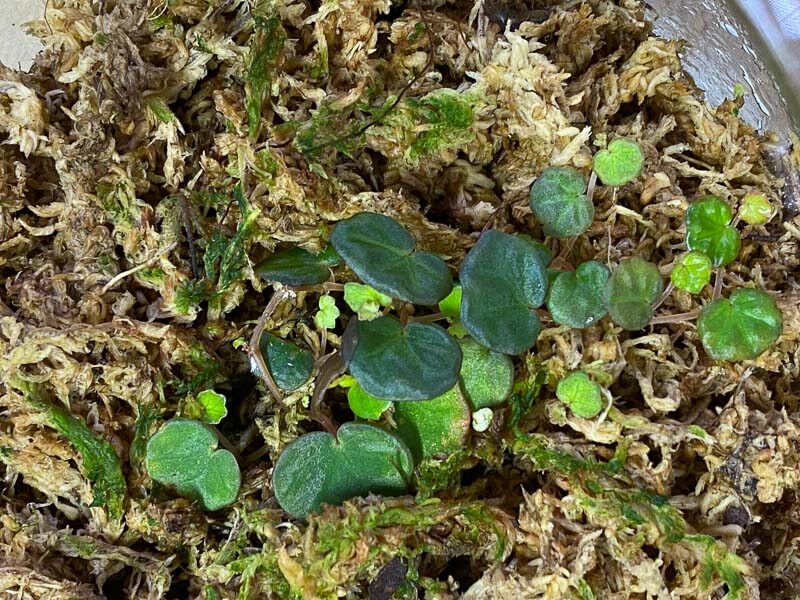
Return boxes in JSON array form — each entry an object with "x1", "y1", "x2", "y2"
[
  {"x1": 345, "y1": 316, "x2": 462, "y2": 401},
  {"x1": 529, "y1": 167, "x2": 593, "y2": 238},
  {"x1": 331, "y1": 212, "x2": 453, "y2": 305},
  {"x1": 685, "y1": 196, "x2": 741, "y2": 267},
  {"x1": 593, "y1": 138, "x2": 644, "y2": 187},
  {"x1": 605, "y1": 258, "x2": 664, "y2": 330},
  {"x1": 343, "y1": 282, "x2": 392, "y2": 321},
  {"x1": 272, "y1": 423, "x2": 413, "y2": 519},
  {"x1": 738, "y1": 193, "x2": 772, "y2": 226},
  {"x1": 183, "y1": 390, "x2": 228, "y2": 425},
  {"x1": 255, "y1": 247, "x2": 336, "y2": 286},
  {"x1": 670, "y1": 251, "x2": 712, "y2": 294},
  {"x1": 546, "y1": 260, "x2": 609, "y2": 328},
  {"x1": 146, "y1": 419, "x2": 240, "y2": 511},
  {"x1": 556, "y1": 371, "x2": 603, "y2": 418},
  {"x1": 392, "y1": 386, "x2": 471, "y2": 463},
  {"x1": 259, "y1": 333, "x2": 314, "y2": 391},
  {"x1": 459, "y1": 230, "x2": 548, "y2": 355},
  {"x1": 697, "y1": 289, "x2": 782, "y2": 361},
  {"x1": 458, "y1": 338, "x2": 514, "y2": 410}
]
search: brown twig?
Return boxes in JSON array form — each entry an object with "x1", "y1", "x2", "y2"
[
  {"x1": 649, "y1": 309, "x2": 700, "y2": 325},
  {"x1": 712, "y1": 267, "x2": 725, "y2": 300},
  {"x1": 247, "y1": 288, "x2": 289, "y2": 401},
  {"x1": 310, "y1": 352, "x2": 346, "y2": 436},
  {"x1": 178, "y1": 194, "x2": 201, "y2": 279}
]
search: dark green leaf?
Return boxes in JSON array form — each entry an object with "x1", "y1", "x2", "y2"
[
  {"x1": 459, "y1": 230, "x2": 547, "y2": 355},
  {"x1": 331, "y1": 212, "x2": 453, "y2": 305},
  {"x1": 259, "y1": 333, "x2": 314, "y2": 391},
  {"x1": 254, "y1": 247, "x2": 331, "y2": 286},
  {"x1": 346, "y1": 316, "x2": 462, "y2": 401},
  {"x1": 605, "y1": 258, "x2": 664, "y2": 330},
  {"x1": 458, "y1": 338, "x2": 514, "y2": 410},
  {"x1": 272, "y1": 423, "x2": 413, "y2": 519},
  {"x1": 593, "y1": 138, "x2": 644, "y2": 187},
  {"x1": 546, "y1": 260, "x2": 609, "y2": 328},
  {"x1": 697, "y1": 289, "x2": 782, "y2": 360},
  {"x1": 685, "y1": 196, "x2": 741, "y2": 267},
  {"x1": 529, "y1": 167, "x2": 593, "y2": 238}
]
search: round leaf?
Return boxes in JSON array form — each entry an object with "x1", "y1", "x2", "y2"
[
  {"x1": 272, "y1": 423, "x2": 413, "y2": 519},
  {"x1": 670, "y1": 251, "x2": 712, "y2": 294},
  {"x1": 529, "y1": 167, "x2": 594, "y2": 238},
  {"x1": 458, "y1": 338, "x2": 514, "y2": 410},
  {"x1": 556, "y1": 372, "x2": 603, "y2": 418},
  {"x1": 314, "y1": 295, "x2": 340, "y2": 330},
  {"x1": 184, "y1": 390, "x2": 228, "y2": 425},
  {"x1": 593, "y1": 138, "x2": 645, "y2": 187},
  {"x1": 738, "y1": 193, "x2": 772, "y2": 225},
  {"x1": 697, "y1": 289, "x2": 782, "y2": 361},
  {"x1": 605, "y1": 258, "x2": 664, "y2": 331},
  {"x1": 331, "y1": 212, "x2": 453, "y2": 305},
  {"x1": 459, "y1": 230, "x2": 547, "y2": 355},
  {"x1": 546, "y1": 260, "x2": 609, "y2": 328},
  {"x1": 347, "y1": 316, "x2": 462, "y2": 401},
  {"x1": 685, "y1": 196, "x2": 741, "y2": 267},
  {"x1": 197, "y1": 450, "x2": 242, "y2": 511},
  {"x1": 259, "y1": 333, "x2": 314, "y2": 391},
  {"x1": 255, "y1": 247, "x2": 331, "y2": 286},
  {"x1": 392, "y1": 386, "x2": 471, "y2": 463},
  {"x1": 347, "y1": 382, "x2": 392, "y2": 420}
]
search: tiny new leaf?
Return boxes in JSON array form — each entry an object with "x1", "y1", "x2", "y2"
[
  {"x1": 184, "y1": 390, "x2": 228, "y2": 425},
  {"x1": 459, "y1": 230, "x2": 548, "y2": 355},
  {"x1": 254, "y1": 247, "x2": 333, "y2": 286},
  {"x1": 146, "y1": 419, "x2": 240, "y2": 511},
  {"x1": 685, "y1": 196, "x2": 741, "y2": 267},
  {"x1": 593, "y1": 138, "x2": 645, "y2": 187},
  {"x1": 438, "y1": 283, "x2": 467, "y2": 337},
  {"x1": 259, "y1": 333, "x2": 314, "y2": 391},
  {"x1": 343, "y1": 282, "x2": 392, "y2": 321},
  {"x1": 347, "y1": 381, "x2": 392, "y2": 420},
  {"x1": 671, "y1": 252, "x2": 712, "y2": 294},
  {"x1": 697, "y1": 289, "x2": 783, "y2": 361},
  {"x1": 272, "y1": 423, "x2": 413, "y2": 519},
  {"x1": 345, "y1": 316, "x2": 462, "y2": 401},
  {"x1": 556, "y1": 371, "x2": 603, "y2": 419},
  {"x1": 529, "y1": 167, "x2": 594, "y2": 238},
  {"x1": 314, "y1": 295, "x2": 340, "y2": 330},
  {"x1": 331, "y1": 212, "x2": 453, "y2": 305},
  {"x1": 738, "y1": 193, "x2": 772, "y2": 226},
  {"x1": 458, "y1": 338, "x2": 514, "y2": 410},
  {"x1": 605, "y1": 258, "x2": 664, "y2": 330},
  {"x1": 546, "y1": 260, "x2": 610, "y2": 328}
]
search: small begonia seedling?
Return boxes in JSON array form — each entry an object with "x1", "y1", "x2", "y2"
[
  {"x1": 697, "y1": 289, "x2": 782, "y2": 361},
  {"x1": 259, "y1": 332, "x2": 314, "y2": 391},
  {"x1": 339, "y1": 377, "x2": 392, "y2": 420},
  {"x1": 146, "y1": 419, "x2": 240, "y2": 511},
  {"x1": 255, "y1": 246, "x2": 338, "y2": 286},
  {"x1": 738, "y1": 193, "x2": 772, "y2": 225},
  {"x1": 331, "y1": 212, "x2": 453, "y2": 305},
  {"x1": 458, "y1": 338, "x2": 514, "y2": 410},
  {"x1": 272, "y1": 422, "x2": 413, "y2": 519},
  {"x1": 593, "y1": 138, "x2": 645, "y2": 187},
  {"x1": 343, "y1": 315, "x2": 462, "y2": 401},
  {"x1": 343, "y1": 282, "x2": 392, "y2": 321},
  {"x1": 685, "y1": 196, "x2": 741, "y2": 267},
  {"x1": 605, "y1": 257, "x2": 664, "y2": 331},
  {"x1": 459, "y1": 230, "x2": 548, "y2": 355},
  {"x1": 546, "y1": 260, "x2": 609, "y2": 328},
  {"x1": 671, "y1": 252, "x2": 712, "y2": 294},
  {"x1": 183, "y1": 390, "x2": 228, "y2": 425},
  {"x1": 438, "y1": 283, "x2": 467, "y2": 337},
  {"x1": 392, "y1": 385, "x2": 471, "y2": 463},
  {"x1": 529, "y1": 167, "x2": 594, "y2": 238},
  {"x1": 314, "y1": 295, "x2": 340, "y2": 330},
  {"x1": 556, "y1": 372, "x2": 603, "y2": 419}
]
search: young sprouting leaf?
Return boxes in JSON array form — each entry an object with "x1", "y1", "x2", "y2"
[
  {"x1": 738, "y1": 193, "x2": 772, "y2": 225},
  {"x1": 685, "y1": 196, "x2": 741, "y2": 267},
  {"x1": 471, "y1": 408, "x2": 494, "y2": 432},
  {"x1": 697, "y1": 289, "x2": 783, "y2": 361},
  {"x1": 344, "y1": 316, "x2": 462, "y2": 401},
  {"x1": 343, "y1": 282, "x2": 392, "y2": 321},
  {"x1": 146, "y1": 419, "x2": 240, "y2": 511},
  {"x1": 392, "y1": 386, "x2": 471, "y2": 463},
  {"x1": 347, "y1": 381, "x2": 392, "y2": 421},
  {"x1": 593, "y1": 138, "x2": 645, "y2": 187},
  {"x1": 314, "y1": 295, "x2": 340, "y2": 330},
  {"x1": 670, "y1": 252, "x2": 712, "y2": 294},
  {"x1": 546, "y1": 261, "x2": 610, "y2": 328},
  {"x1": 529, "y1": 167, "x2": 593, "y2": 238},
  {"x1": 458, "y1": 338, "x2": 514, "y2": 410},
  {"x1": 556, "y1": 371, "x2": 603, "y2": 419},
  {"x1": 605, "y1": 257, "x2": 664, "y2": 330},
  {"x1": 438, "y1": 283, "x2": 467, "y2": 337},
  {"x1": 459, "y1": 230, "x2": 548, "y2": 355},
  {"x1": 259, "y1": 333, "x2": 314, "y2": 391},
  {"x1": 331, "y1": 212, "x2": 453, "y2": 305},
  {"x1": 254, "y1": 247, "x2": 332, "y2": 286},
  {"x1": 272, "y1": 423, "x2": 413, "y2": 519},
  {"x1": 184, "y1": 390, "x2": 228, "y2": 425}
]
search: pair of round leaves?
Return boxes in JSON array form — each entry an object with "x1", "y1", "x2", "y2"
[
  {"x1": 547, "y1": 261, "x2": 610, "y2": 328},
  {"x1": 529, "y1": 167, "x2": 594, "y2": 238},
  {"x1": 146, "y1": 419, "x2": 240, "y2": 511},
  {"x1": 593, "y1": 138, "x2": 645, "y2": 187},
  {"x1": 272, "y1": 423, "x2": 413, "y2": 519},
  {"x1": 460, "y1": 230, "x2": 548, "y2": 355},
  {"x1": 698, "y1": 288, "x2": 782, "y2": 361},
  {"x1": 331, "y1": 212, "x2": 452, "y2": 305},
  {"x1": 255, "y1": 246, "x2": 340, "y2": 286},
  {"x1": 685, "y1": 196, "x2": 741, "y2": 267},
  {"x1": 605, "y1": 257, "x2": 664, "y2": 331}
]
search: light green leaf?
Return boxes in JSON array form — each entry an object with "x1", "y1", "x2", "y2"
[
  {"x1": 343, "y1": 282, "x2": 392, "y2": 321},
  {"x1": 184, "y1": 390, "x2": 228, "y2": 425},
  {"x1": 605, "y1": 258, "x2": 664, "y2": 330},
  {"x1": 738, "y1": 193, "x2": 772, "y2": 225},
  {"x1": 529, "y1": 167, "x2": 593, "y2": 238},
  {"x1": 671, "y1": 252, "x2": 712, "y2": 294},
  {"x1": 458, "y1": 338, "x2": 514, "y2": 410},
  {"x1": 347, "y1": 382, "x2": 392, "y2": 420},
  {"x1": 556, "y1": 372, "x2": 603, "y2": 419},
  {"x1": 685, "y1": 196, "x2": 741, "y2": 267},
  {"x1": 593, "y1": 138, "x2": 645, "y2": 187},
  {"x1": 438, "y1": 283, "x2": 467, "y2": 337},
  {"x1": 314, "y1": 295, "x2": 340, "y2": 330}
]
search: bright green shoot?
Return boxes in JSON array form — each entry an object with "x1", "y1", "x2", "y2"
[
  {"x1": 685, "y1": 196, "x2": 741, "y2": 267},
  {"x1": 314, "y1": 295, "x2": 340, "y2": 330},
  {"x1": 556, "y1": 371, "x2": 604, "y2": 419},
  {"x1": 343, "y1": 282, "x2": 392, "y2": 321},
  {"x1": 183, "y1": 390, "x2": 228, "y2": 425},
  {"x1": 593, "y1": 138, "x2": 644, "y2": 187},
  {"x1": 146, "y1": 419, "x2": 240, "y2": 511},
  {"x1": 671, "y1": 252, "x2": 712, "y2": 294},
  {"x1": 738, "y1": 193, "x2": 772, "y2": 225},
  {"x1": 438, "y1": 283, "x2": 467, "y2": 337},
  {"x1": 339, "y1": 377, "x2": 392, "y2": 420},
  {"x1": 529, "y1": 167, "x2": 594, "y2": 238}
]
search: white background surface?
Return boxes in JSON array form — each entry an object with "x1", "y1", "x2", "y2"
[{"x1": 0, "y1": 0, "x2": 46, "y2": 70}]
